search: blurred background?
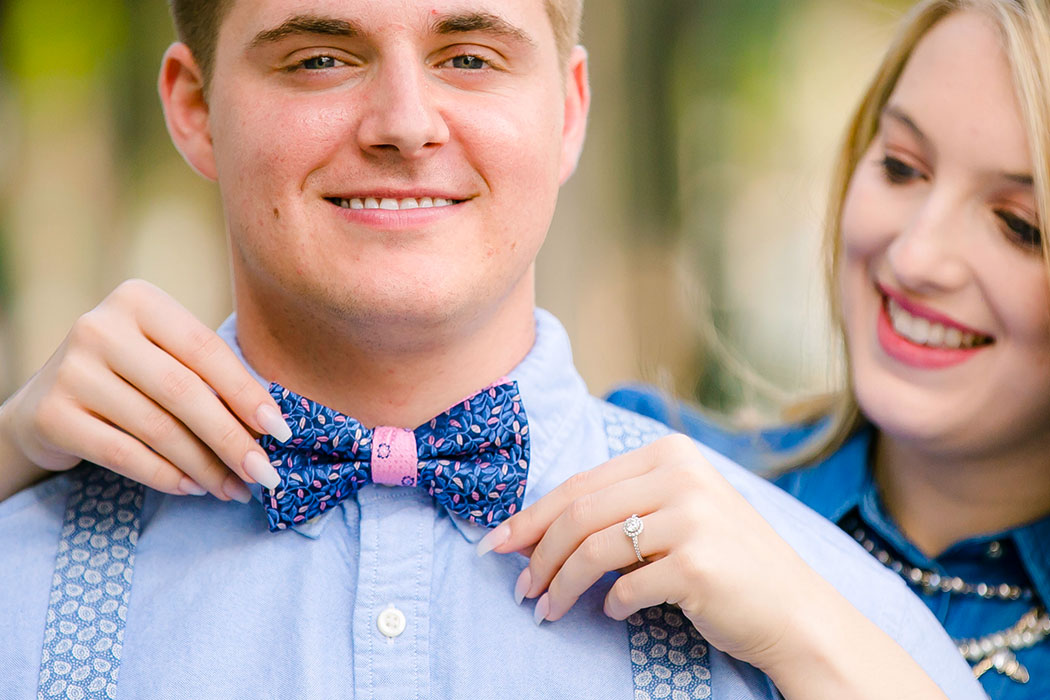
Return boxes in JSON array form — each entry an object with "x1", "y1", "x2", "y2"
[{"x1": 0, "y1": 0, "x2": 910, "y2": 422}]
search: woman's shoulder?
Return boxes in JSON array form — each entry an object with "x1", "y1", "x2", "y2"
[{"x1": 604, "y1": 383, "x2": 826, "y2": 471}]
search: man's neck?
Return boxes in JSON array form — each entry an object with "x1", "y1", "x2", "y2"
[
  {"x1": 234, "y1": 287, "x2": 537, "y2": 429},
  {"x1": 874, "y1": 433, "x2": 1050, "y2": 557}
]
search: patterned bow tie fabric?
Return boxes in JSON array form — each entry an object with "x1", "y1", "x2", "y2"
[{"x1": 259, "y1": 381, "x2": 530, "y2": 531}]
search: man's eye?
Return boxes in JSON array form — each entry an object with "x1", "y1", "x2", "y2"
[
  {"x1": 449, "y1": 55, "x2": 488, "y2": 70},
  {"x1": 297, "y1": 55, "x2": 343, "y2": 70},
  {"x1": 996, "y1": 210, "x2": 1043, "y2": 252},
  {"x1": 880, "y1": 156, "x2": 923, "y2": 185}
]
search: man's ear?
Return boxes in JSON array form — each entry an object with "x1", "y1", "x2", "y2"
[
  {"x1": 558, "y1": 45, "x2": 591, "y2": 185},
  {"x1": 159, "y1": 43, "x2": 217, "y2": 181}
]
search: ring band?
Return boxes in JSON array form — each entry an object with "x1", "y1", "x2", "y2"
[{"x1": 623, "y1": 514, "x2": 645, "y2": 563}]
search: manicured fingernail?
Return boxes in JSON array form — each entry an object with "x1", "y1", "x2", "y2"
[
  {"x1": 257, "y1": 404, "x2": 292, "y2": 443},
  {"x1": 475, "y1": 524, "x2": 510, "y2": 557},
  {"x1": 222, "y1": 475, "x2": 253, "y2": 504},
  {"x1": 533, "y1": 593, "x2": 550, "y2": 626},
  {"x1": 514, "y1": 568, "x2": 531, "y2": 605},
  {"x1": 243, "y1": 451, "x2": 282, "y2": 490},
  {"x1": 178, "y1": 477, "x2": 208, "y2": 496}
]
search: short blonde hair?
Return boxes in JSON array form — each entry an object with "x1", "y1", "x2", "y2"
[
  {"x1": 791, "y1": 0, "x2": 1050, "y2": 467},
  {"x1": 547, "y1": 0, "x2": 585, "y2": 66}
]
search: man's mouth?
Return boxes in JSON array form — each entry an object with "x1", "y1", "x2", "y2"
[
  {"x1": 884, "y1": 296, "x2": 994, "y2": 349},
  {"x1": 325, "y1": 196, "x2": 465, "y2": 211}
]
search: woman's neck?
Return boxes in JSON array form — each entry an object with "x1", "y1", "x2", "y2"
[{"x1": 873, "y1": 433, "x2": 1050, "y2": 558}]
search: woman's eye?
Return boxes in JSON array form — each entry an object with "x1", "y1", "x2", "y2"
[
  {"x1": 996, "y1": 210, "x2": 1043, "y2": 251},
  {"x1": 297, "y1": 55, "x2": 343, "y2": 70},
  {"x1": 448, "y1": 55, "x2": 488, "y2": 70},
  {"x1": 880, "y1": 156, "x2": 923, "y2": 185}
]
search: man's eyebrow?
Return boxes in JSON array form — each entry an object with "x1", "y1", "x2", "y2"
[
  {"x1": 431, "y1": 11, "x2": 536, "y2": 47},
  {"x1": 248, "y1": 15, "x2": 359, "y2": 49}
]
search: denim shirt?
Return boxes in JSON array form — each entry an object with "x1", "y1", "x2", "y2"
[
  {"x1": 608, "y1": 383, "x2": 1050, "y2": 699},
  {"x1": 0, "y1": 321, "x2": 982, "y2": 699}
]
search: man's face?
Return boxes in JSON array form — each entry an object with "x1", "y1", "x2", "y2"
[{"x1": 180, "y1": 0, "x2": 587, "y2": 338}]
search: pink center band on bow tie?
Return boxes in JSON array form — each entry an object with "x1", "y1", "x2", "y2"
[{"x1": 371, "y1": 426, "x2": 419, "y2": 487}]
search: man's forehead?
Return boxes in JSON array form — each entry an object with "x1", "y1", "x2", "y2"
[{"x1": 223, "y1": 0, "x2": 552, "y2": 41}]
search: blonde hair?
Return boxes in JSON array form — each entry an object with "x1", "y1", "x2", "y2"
[
  {"x1": 785, "y1": 0, "x2": 1050, "y2": 469},
  {"x1": 547, "y1": 0, "x2": 585, "y2": 66}
]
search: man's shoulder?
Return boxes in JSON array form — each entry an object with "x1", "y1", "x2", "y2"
[
  {"x1": 0, "y1": 468, "x2": 75, "y2": 530},
  {"x1": 589, "y1": 397, "x2": 675, "y2": 452}
]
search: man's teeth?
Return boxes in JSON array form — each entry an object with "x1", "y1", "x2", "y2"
[
  {"x1": 335, "y1": 197, "x2": 454, "y2": 210},
  {"x1": 886, "y1": 298, "x2": 986, "y2": 349}
]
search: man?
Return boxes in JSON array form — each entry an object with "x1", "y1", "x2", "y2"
[{"x1": 0, "y1": 1, "x2": 981, "y2": 698}]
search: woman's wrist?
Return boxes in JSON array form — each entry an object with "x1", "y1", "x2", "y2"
[
  {"x1": 754, "y1": 571, "x2": 947, "y2": 700},
  {"x1": 0, "y1": 398, "x2": 50, "y2": 502}
]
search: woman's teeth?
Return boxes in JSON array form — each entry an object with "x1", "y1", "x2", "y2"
[
  {"x1": 332, "y1": 197, "x2": 456, "y2": 210},
  {"x1": 886, "y1": 298, "x2": 989, "y2": 349}
]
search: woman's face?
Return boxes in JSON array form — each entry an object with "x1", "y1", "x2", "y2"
[{"x1": 839, "y1": 10, "x2": 1050, "y2": 459}]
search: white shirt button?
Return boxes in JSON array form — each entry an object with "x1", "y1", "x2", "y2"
[{"x1": 377, "y1": 605, "x2": 407, "y2": 638}]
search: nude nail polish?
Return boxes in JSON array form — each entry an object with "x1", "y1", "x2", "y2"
[
  {"x1": 178, "y1": 477, "x2": 208, "y2": 496},
  {"x1": 243, "y1": 451, "x2": 282, "y2": 490},
  {"x1": 222, "y1": 476, "x2": 253, "y2": 504},
  {"x1": 514, "y1": 568, "x2": 531, "y2": 605},
  {"x1": 256, "y1": 404, "x2": 292, "y2": 443},
  {"x1": 533, "y1": 593, "x2": 550, "y2": 626},
  {"x1": 475, "y1": 524, "x2": 509, "y2": 557}
]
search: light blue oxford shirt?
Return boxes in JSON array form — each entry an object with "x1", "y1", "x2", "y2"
[{"x1": 1, "y1": 310, "x2": 983, "y2": 699}]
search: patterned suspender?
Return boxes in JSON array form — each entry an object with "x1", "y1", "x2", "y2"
[
  {"x1": 38, "y1": 404, "x2": 711, "y2": 699},
  {"x1": 600, "y1": 402, "x2": 713, "y2": 700},
  {"x1": 37, "y1": 467, "x2": 145, "y2": 700}
]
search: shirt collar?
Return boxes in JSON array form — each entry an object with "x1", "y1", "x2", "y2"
[
  {"x1": 215, "y1": 308, "x2": 589, "y2": 541},
  {"x1": 785, "y1": 426, "x2": 873, "y2": 524}
]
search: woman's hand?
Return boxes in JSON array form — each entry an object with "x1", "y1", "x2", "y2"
[
  {"x1": 0, "y1": 279, "x2": 290, "y2": 503},
  {"x1": 477, "y1": 434, "x2": 949, "y2": 700},
  {"x1": 477, "y1": 433, "x2": 808, "y2": 665}
]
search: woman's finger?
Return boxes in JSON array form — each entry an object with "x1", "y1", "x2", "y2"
[
  {"x1": 123, "y1": 280, "x2": 290, "y2": 442},
  {"x1": 602, "y1": 555, "x2": 685, "y2": 622},
  {"x1": 75, "y1": 367, "x2": 246, "y2": 500},
  {"x1": 541, "y1": 510, "x2": 679, "y2": 623},
  {"x1": 479, "y1": 434, "x2": 699, "y2": 556},
  {"x1": 106, "y1": 334, "x2": 279, "y2": 488},
  {"x1": 523, "y1": 470, "x2": 668, "y2": 598},
  {"x1": 45, "y1": 404, "x2": 208, "y2": 497}
]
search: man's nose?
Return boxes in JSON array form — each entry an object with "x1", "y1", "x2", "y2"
[
  {"x1": 356, "y1": 58, "x2": 450, "y2": 159},
  {"x1": 886, "y1": 193, "x2": 971, "y2": 293}
]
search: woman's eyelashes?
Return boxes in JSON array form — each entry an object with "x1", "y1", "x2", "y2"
[
  {"x1": 995, "y1": 209, "x2": 1043, "y2": 251},
  {"x1": 879, "y1": 155, "x2": 924, "y2": 185}
]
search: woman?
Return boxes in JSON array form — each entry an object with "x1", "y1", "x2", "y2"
[
  {"x1": 610, "y1": 0, "x2": 1050, "y2": 695},
  {"x1": 0, "y1": 0, "x2": 1031, "y2": 696}
]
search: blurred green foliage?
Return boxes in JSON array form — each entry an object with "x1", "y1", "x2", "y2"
[{"x1": 2, "y1": 0, "x2": 128, "y2": 83}]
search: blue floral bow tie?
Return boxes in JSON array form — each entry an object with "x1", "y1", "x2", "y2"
[{"x1": 259, "y1": 381, "x2": 530, "y2": 531}]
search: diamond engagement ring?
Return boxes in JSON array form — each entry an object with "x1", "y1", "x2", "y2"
[{"x1": 623, "y1": 514, "x2": 645, "y2": 563}]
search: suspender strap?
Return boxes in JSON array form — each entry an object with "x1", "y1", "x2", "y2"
[
  {"x1": 37, "y1": 466, "x2": 145, "y2": 700},
  {"x1": 599, "y1": 402, "x2": 713, "y2": 699}
]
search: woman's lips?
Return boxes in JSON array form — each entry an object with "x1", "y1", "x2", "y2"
[{"x1": 876, "y1": 295, "x2": 991, "y2": 369}]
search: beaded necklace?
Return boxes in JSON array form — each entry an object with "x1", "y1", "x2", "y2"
[{"x1": 851, "y1": 526, "x2": 1049, "y2": 683}]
